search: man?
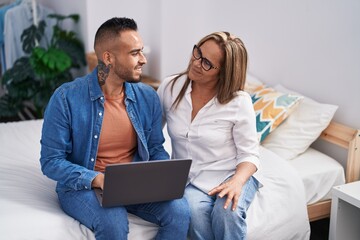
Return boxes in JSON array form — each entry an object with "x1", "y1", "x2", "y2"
[{"x1": 40, "y1": 17, "x2": 190, "y2": 240}]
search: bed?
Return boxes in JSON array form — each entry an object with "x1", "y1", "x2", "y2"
[{"x1": 1, "y1": 71, "x2": 359, "y2": 240}]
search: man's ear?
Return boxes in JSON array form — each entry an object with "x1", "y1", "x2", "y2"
[{"x1": 102, "y1": 51, "x2": 112, "y2": 66}]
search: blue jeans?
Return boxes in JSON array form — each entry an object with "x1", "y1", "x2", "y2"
[
  {"x1": 184, "y1": 176, "x2": 259, "y2": 240},
  {"x1": 58, "y1": 190, "x2": 190, "y2": 240}
]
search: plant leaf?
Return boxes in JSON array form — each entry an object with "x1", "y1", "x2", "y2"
[
  {"x1": 21, "y1": 21, "x2": 46, "y2": 54},
  {"x1": 0, "y1": 95, "x2": 22, "y2": 117},
  {"x1": 57, "y1": 36, "x2": 86, "y2": 68},
  {"x1": 1, "y1": 57, "x2": 34, "y2": 86},
  {"x1": 30, "y1": 47, "x2": 72, "y2": 76},
  {"x1": 2, "y1": 13, "x2": 85, "y2": 119},
  {"x1": 48, "y1": 13, "x2": 80, "y2": 23}
]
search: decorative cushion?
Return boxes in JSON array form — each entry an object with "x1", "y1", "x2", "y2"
[
  {"x1": 261, "y1": 84, "x2": 338, "y2": 160},
  {"x1": 251, "y1": 85, "x2": 303, "y2": 142}
]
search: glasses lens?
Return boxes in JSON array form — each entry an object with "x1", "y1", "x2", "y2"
[
  {"x1": 193, "y1": 45, "x2": 201, "y2": 60},
  {"x1": 201, "y1": 58, "x2": 212, "y2": 71},
  {"x1": 192, "y1": 45, "x2": 216, "y2": 71}
]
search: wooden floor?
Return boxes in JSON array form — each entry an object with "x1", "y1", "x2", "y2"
[{"x1": 310, "y1": 218, "x2": 330, "y2": 240}]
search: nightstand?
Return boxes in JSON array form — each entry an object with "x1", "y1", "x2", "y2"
[{"x1": 329, "y1": 181, "x2": 360, "y2": 240}]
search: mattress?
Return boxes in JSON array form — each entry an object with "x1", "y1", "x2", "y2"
[
  {"x1": 0, "y1": 119, "x2": 310, "y2": 240},
  {"x1": 289, "y1": 147, "x2": 345, "y2": 204}
]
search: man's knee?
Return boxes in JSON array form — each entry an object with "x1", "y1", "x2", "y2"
[
  {"x1": 169, "y1": 198, "x2": 191, "y2": 225},
  {"x1": 93, "y1": 207, "x2": 129, "y2": 239}
]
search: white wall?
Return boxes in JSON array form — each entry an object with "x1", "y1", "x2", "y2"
[
  {"x1": 37, "y1": 0, "x2": 88, "y2": 44},
  {"x1": 157, "y1": 0, "x2": 360, "y2": 165},
  {"x1": 160, "y1": 0, "x2": 360, "y2": 127},
  {"x1": 39, "y1": 0, "x2": 360, "y2": 165}
]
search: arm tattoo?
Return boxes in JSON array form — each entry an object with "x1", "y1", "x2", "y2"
[{"x1": 97, "y1": 60, "x2": 110, "y2": 86}]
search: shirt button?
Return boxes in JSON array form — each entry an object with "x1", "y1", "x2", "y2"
[
  {"x1": 85, "y1": 186, "x2": 88, "y2": 189},
  {"x1": 99, "y1": 112, "x2": 102, "y2": 116},
  {"x1": 91, "y1": 158, "x2": 94, "y2": 162},
  {"x1": 100, "y1": 97, "x2": 104, "y2": 100},
  {"x1": 94, "y1": 135, "x2": 98, "y2": 139}
]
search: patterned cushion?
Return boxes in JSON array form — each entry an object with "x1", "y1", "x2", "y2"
[{"x1": 251, "y1": 86, "x2": 303, "y2": 142}]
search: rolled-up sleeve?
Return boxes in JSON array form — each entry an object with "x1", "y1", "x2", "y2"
[{"x1": 233, "y1": 93, "x2": 260, "y2": 170}]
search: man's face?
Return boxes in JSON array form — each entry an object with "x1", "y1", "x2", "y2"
[{"x1": 111, "y1": 30, "x2": 147, "y2": 83}]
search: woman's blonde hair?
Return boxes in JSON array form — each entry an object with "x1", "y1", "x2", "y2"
[{"x1": 169, "y1": 31, "x2": 248, "y2": 109}]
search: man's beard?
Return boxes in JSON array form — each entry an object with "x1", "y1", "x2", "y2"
[{"x1": 125, "y1": 75, "x2": 142, "y2": 83}]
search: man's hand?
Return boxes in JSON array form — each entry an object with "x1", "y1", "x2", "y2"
[{"x1": 91, "y1": 173, "x2": 105, "y2": 190}]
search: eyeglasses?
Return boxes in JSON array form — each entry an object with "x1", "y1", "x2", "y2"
[{"x1": 192, "y1": 45, "x2": 220, "y2": 71}]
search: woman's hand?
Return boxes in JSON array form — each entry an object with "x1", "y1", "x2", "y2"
[
  {"x1": 208, "y1": 162, "x2": 257, "y2": 211},
  {"x1": 208, "y1": 175, "x2": 245, "y2": 211}
]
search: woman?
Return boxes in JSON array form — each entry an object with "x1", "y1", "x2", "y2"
[{"x1": 157, "y1": 32, "x2": 261, "y2": 240}]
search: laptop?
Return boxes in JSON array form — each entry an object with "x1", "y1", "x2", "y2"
[{"x1": 94, "y1": 159, "x2": 192, "y2": 207}]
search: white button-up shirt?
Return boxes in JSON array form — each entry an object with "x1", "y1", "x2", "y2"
[{"x1": 158, "y1": 75, "x2": 261, "y2": 193}]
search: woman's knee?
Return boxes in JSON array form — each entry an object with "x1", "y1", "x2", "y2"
[
  {"x1": 212, "y1": 199, "x2": 247, "y2": 239},
  {"x1": 213, "y1": 196, "x2": 247, "y2": 221}
]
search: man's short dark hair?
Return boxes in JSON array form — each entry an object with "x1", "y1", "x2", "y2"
[{"x1": 94, "y1": 17, "x2": 138, "y2": 49}]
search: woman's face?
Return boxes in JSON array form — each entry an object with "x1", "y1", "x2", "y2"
[{"x1": 188, "y1": 40, "x2": 223, "y2": 86}]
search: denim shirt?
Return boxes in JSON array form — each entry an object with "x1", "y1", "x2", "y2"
[{"x1": 40, "y1": 69, "x2": 169, "y2": 192}]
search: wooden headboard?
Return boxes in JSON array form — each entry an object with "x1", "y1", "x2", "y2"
[
  {"x1": 320, "y1": 121, "x2": 360, "y2": 183},
  {"x1": 308, "y1": 121, "x2": 360, "y2": 221}
]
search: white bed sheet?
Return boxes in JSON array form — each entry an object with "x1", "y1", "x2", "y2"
[
  {"x1": 289, "y1": 147, "x2": 345, "y2": 204},
  {"x1": 0, "y1": 119, "x2": 310, "y2": 240}
]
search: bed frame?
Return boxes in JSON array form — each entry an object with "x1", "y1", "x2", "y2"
[{"x1": 307, "y1": 121, "x2": 360, "y2": 221}]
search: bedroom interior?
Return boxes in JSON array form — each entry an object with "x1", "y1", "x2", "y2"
[{"x1": 0, "y1": 0, "x2": 359, "y2": 239}]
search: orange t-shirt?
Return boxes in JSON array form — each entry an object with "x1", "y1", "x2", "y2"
[{"x1": 95, "y1": 93, "x2": 137, "y2": 172}]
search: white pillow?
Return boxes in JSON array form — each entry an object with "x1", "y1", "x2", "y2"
[
  {"x1": 261, "y1": 84, "x2": 338, "y2": 160},
  {"x1": 245, "y1": 73, "x2": 265, "y2": 94}
]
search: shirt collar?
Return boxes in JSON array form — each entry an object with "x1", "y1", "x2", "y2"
[
  {"x1": 21, "y1": 0, "x2": 38, "y2": 22},
  {"x1": 124, "y1": 82, "x2": 136, "y2": 102},
  {"x1": 88, "y1": 68, "x2": 103, "y2": 101}
]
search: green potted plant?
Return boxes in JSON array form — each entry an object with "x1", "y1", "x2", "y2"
[{"x1": 0, "y1": 13, "x2": 86, "y2": 120}]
